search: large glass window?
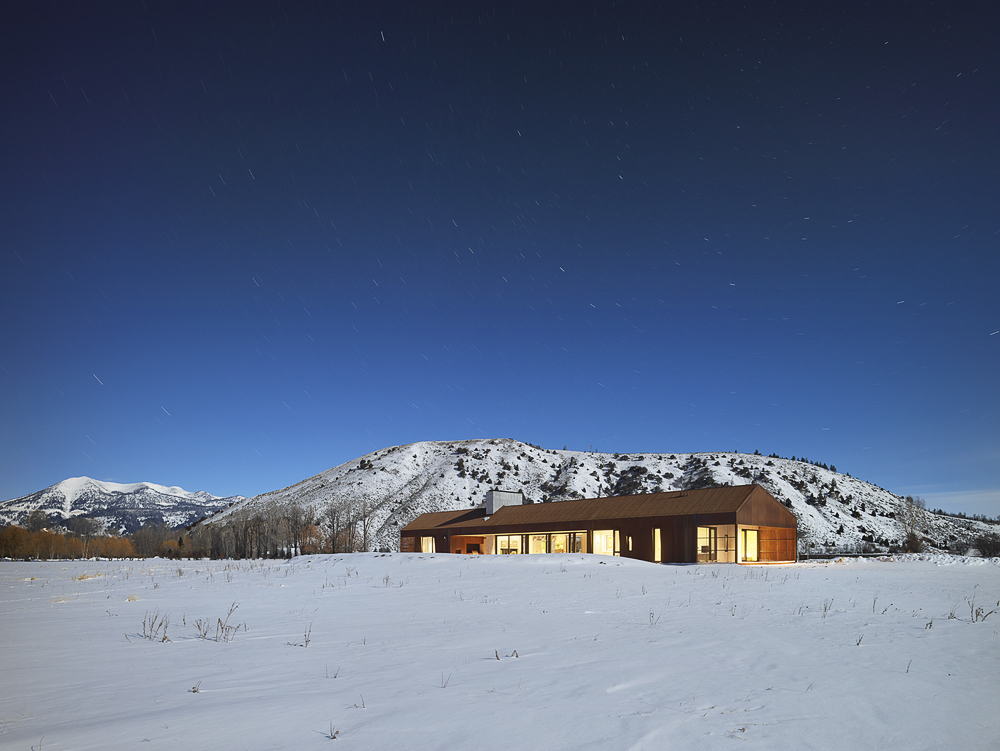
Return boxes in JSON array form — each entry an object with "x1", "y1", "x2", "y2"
[
  {"x1": 496, "y1": 535, "x2": 522, "y2": 554},
  {"x1": 420, "y1": 536, "x2": 435, "y2": 554},
  {"x1": 495, "y1": 532, "x2": 585, "y2": 555},
  {"x1": 550, "y1": 533, "x2": 569, "y2": 554},
  {"x1": 592, "y1": 529, "x2": 619, "y2": 556},
  {"x1": 696, "y1": 527, "x2": 717, "y2": 562}
]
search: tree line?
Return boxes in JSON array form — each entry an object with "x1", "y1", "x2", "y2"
[
  {"x1": 195, "y1": 495, "x2": 381, "y2": 559},
  {"x1": 0, "y1": 525, "x2": 135, "y2": 560},
  {"x1": 1, "y1": 495, "x2": 384, "y2": 561}
]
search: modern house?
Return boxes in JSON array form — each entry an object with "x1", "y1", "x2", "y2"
[{"x1": 401, "y1": 485, "x2": 797, "y2": 563}]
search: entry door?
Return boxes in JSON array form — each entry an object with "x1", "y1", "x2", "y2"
[{"x1": 743, "y1": 529, "x2": 758, "y2": 562}]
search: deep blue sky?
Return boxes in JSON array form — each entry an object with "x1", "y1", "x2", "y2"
[{"x1": 2, "y1": 2, "x2": 998, "y2": 515}]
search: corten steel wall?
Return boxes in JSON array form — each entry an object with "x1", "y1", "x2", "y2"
[
  {"x1": 636, "y1": 513, "x2": 739, "y2": 563},
  {"x1": 404, "y1": 521, "x2": 795, "y2": 561},
  {"x1": 415, "y1": 532, "x2": 450, "y2": 553},
  {"x1": 758, "y1": 527, "x2": 796, "y2": 561},
  {"x1": 400, "y1": 486, "x2": 797, "y2": 561},
  {"x1": 737, "y1": 487, "x2": 798, "y2": 528}
]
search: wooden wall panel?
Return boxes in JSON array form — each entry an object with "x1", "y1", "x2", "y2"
[
  {"x1": 739, "y1": 487, "x2": 798, "y2": 528},
  {"x1": 758, "y1": 527, "x2": 797, "y2": 561}
]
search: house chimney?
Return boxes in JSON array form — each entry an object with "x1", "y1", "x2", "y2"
[{"x1": 485, "y1": 490, "x2": 525, "y2": 515}]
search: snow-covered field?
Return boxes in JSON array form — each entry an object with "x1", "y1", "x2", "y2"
[{"x1": 2, "y1": 554, "x2": 998, "y2": 750}]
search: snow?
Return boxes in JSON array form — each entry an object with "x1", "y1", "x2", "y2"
[
  {"x1": 207, "y1": 439, "x2": 998, "y2": 555},
  {"x1": 0, "y1": 477, "x2": 243, "y2": 533},
  {"x1": 2, "y1": 554, "x2": 998, "y2": 749},
  {"x1": 54, "y1": 477, "x2": 221, "y2": 503}
]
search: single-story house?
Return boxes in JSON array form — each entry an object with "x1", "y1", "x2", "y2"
[{"x1": 401, "y1": 484, "x2": 797, "y2": 563}]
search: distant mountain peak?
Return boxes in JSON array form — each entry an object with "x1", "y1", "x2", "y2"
[{"x1": 1, "y1": 477, "x2": 245, "y2": 534}]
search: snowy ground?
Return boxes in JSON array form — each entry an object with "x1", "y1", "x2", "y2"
[{"x1": 1, "y1": 554, "x2": 998, "y2": 750}]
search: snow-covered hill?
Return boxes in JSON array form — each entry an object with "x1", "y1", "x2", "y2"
[
  {"x1": 0, "y1": 477, "x2": 245, "y2": 534},
  {"x1": 205, "y1": 438, "x2": 997, "y2": 554}
]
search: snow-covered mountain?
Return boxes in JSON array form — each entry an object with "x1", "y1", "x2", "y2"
[
  {"x1": 205, "y1": 438, "x2": 997, "y2": 554},
  {"x1": 0, "y1": 477, "x2": 246, "y2": 534}
]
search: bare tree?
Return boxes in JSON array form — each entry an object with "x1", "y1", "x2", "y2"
[
  {"x1": 323, "y1": 501, "x2": 342, "y2": 553},
  {"x1": 211, "y1": 524, "x2": 234, "y2": 559},
  {"x1": 249, "y1": 513, "x2": 267, "y2": 558},
  {"x1": 264, "y1": 507, "x2": 284, "y2": 558},
  {"x1": 900, "y1": 496, "x2": 926, "y2": 553},
  {"x1": 186, "y1": 525, "x2": 211, "y2": 558},
  {"x1": 358, "y1": 495, "x2": 374, "y2": 553},
  {"x1": 343, "y1": 499, "x2": 358, "y2": 552},
  {"x1": 66, "y1": 516, "x2": 99, "y2": 557},
  {"x1": 286, "y1": 504, "x2": 305, "y2": 557},
  {"x1": 131, "y1": 521, "x2": 172, "y2": 557}
]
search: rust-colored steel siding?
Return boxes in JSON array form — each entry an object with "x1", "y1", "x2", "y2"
[
  {"x1": 400, "y1": 485, "x2": 797, "y2": 562},
  {"x1": 736, "y1": 486, "x2": 798, "y2": 528},
  {"x1": 758, "y1": 527, "x2": 797, "y2": 561}
]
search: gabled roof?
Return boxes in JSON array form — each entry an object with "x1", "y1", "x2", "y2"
[
  {"x1": 403, "y1": 485, "x2": 789, "y2": 532},
  {"x1": 401, "y1": 508, "x2": 486, "y2": 532},
  {"x1": 484, "y1": 485, "x2": 757, "y2": 526}
]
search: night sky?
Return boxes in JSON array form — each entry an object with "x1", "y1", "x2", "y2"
[{"x1": 2, "y1": 2, "x2": 998, "y2": 516}]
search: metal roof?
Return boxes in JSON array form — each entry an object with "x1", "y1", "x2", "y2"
[
  {"x1": 400, "y1": 508, "x2": 486, "y2": 531},
  {"x1": 403, "y1": 485, "x2": 770, "y2": 532}
]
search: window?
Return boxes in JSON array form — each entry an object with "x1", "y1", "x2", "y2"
[
  {"x1": 496, "y1": 535, "x2": 522, "y2": 554},
  {"x1": 592, "y1": 529, "x2": 615, "y2": 556},
  {"x1": 496, "y1": 532, "x2": 583, "y2": 555},
  {"x1": 653, "y1": 528, "x2": 662, "y2": 563},
  {"x1": 420, "y1": 536, "x2": 435, "y2": 554},
  {"x1": 550, "y1": 533, "x2": 569, "y2": 554},
  {"x1": 743, "y1": 529, "x2": 758, "y2": 562},
  {"x1": 591, "y1": 530, "x2": 620, "y2": 556},
  {"x1": 696, "y1": 527, "x2": 717, "y2": 562}
]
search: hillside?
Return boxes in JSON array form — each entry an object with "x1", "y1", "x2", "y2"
[
  {"x1": 204, "y1": 439, "x2": 996, "y2": 554},
  {"x1": 0, "y1": 477, "x2": 245, "y2": 534}
]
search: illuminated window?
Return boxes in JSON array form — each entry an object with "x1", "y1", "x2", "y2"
[
  {"x1": 592, "y1": 529, "x2": 615, "y2": 555},
  {"x1": 743, "y1": 529, "x2": 758, "y2": 562},
  {"x1": 420, "y1": 536, "x2": 435, "y2": 554},
  {"x1": 550, "y1": 533, "x2": 569, "y2": 554},
  {"x1": 528, "y1": 534, "x2": 548, "y2": 554},
  {"x1": 653, "y1": 528, "x2": 662, "y2": 562},
  {"x1": 697, "y1": 527, "x2": 717, "y2": 562},
  {"x1": 496, "y1": 535, "x2": 522, "y2": 554}
]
